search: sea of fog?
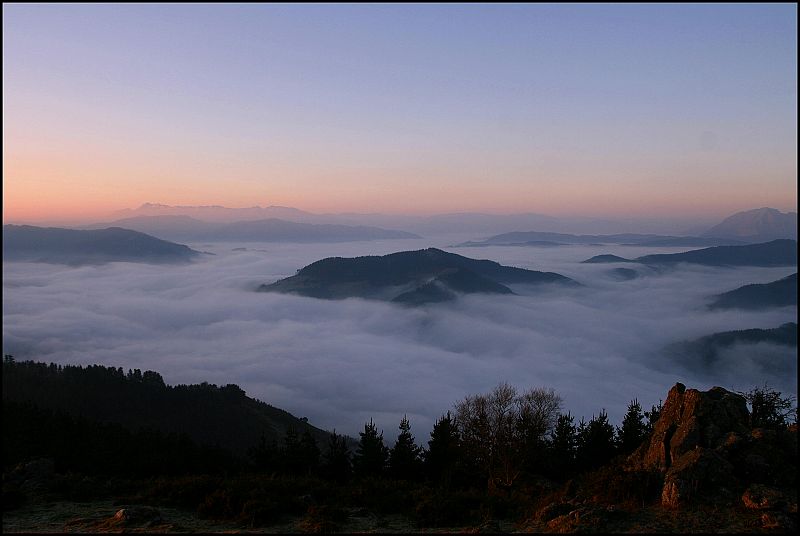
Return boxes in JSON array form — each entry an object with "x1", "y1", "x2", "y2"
[{"x1": 3, "y1": 234, "x2": 797, "y2": 441}]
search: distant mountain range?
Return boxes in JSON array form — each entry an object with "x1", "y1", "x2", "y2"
[
  {"x1": 83, "y1": 215, "x2": 420, "y2": 243},
  {"x1": 108, "y1": 203, "x2": 562, "y2": 235},
  {"x1": 666, "y1": 322, "x2": 797, "y2": 374},
  {"x1": 103, "y1": 202, "x2": 722, "y2": 236},
  {"x1": 456, "y1": 231, "x2": 743, "y2": 248},
  {"x1": 708, "y1": 273, "x2": 797, "y2": 310},
  {"x1": 454, "y1": 207, "x2": 796, "y2": 247},
  {"x1": 582, "y1": 239, "x2": 797, "y2": 267},
  {"x1": 702, "y1": 207, "x2": 797, "y2": 242},
  {"x1": 259, "y1": 248, "x2": 578, "y2": 305},
  {"x1": 2, "y1": 225, "x2": 202, "y2": 265},
  {"x1": 110, "y1": 203, "x2": 315, "y2": 223}
]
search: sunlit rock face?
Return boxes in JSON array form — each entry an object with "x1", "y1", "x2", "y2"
[{"x1": 628, "y1": 383, "x2": 751, "y2": 507}]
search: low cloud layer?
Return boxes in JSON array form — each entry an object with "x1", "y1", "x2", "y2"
[{"x1": 3, "y1": 237, "x2": 797, "y2": 441}]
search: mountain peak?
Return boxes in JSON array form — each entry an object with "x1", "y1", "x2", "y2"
[{"x1": 703, "y1": 207, "x2": 797, "y2": 241}]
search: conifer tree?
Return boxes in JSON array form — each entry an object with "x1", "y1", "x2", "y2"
[
  {"x1": 549, "y1": 412, "x2": 577, "y2": 477},
  {"x1": 576, "y1": 410, "x2": 616, "y2": 470},
  {"x1": 248, "y1": 434, "x2": 281, "y2": 473},
  {"x1": 617, "y1": 399, "x2": 646, "y2": 455},
  {"x1": 322, "y1": 429, "x2": 351, "y2": 482},
  {"x1": 283, "y1": 425, "x2": 304, "y2": 474},
  {"x1": 353, "y1": 419, "x2": 388, "y2": 478},
  {"x1": 425, "y1": 411, "x2": 460, "y2": 487},
  {"x1": 644, "y1": 400, "x2": 663, "y2": 435},
  {"x1": 389, "y1": 415, "x2": 422, "y2": 480},
  {"x1": 299, "y1": 430, "x2": 321, "y2": 475}
]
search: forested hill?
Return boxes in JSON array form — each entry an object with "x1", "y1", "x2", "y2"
[
  {"x1": 709, "y1": 273, "x2": 797, "y2": 310},
  {"x1": 583, "y1": 239, "x2": 797, "y2": 267},
  {"x1": 260, "y1": 248, "x2": 578, "y2": 304},
  {"x1": 2, "y1": 225, "x2": 202, "y2": 265},
  {"x1": 2, "y1": 358, "x2": 333, "y2": 457}
]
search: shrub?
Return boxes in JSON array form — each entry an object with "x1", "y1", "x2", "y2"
[
  {"x1": 578, "y1": 466, "x2": 663, "y2": 508},
  {"x1": 239, "y1": 498, "x2": 282, "y2": 528},
  {"x1": 296, "y1": 505, "x2": 347, "y2": 534},
  {"x1": 413, "y1": 488, "x2": 484, "y2": 528}
]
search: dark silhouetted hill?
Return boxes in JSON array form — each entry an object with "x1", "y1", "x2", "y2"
[
  {"x1": 259, "y1": 248, "x2": 577, "y2": 304},
  {"x1": 457, "y1": 231, "x2": 742, "y2": 248},
  {"x1": 582, "y1": 240, "x2": 797, "y2": 267},
  {"x1": 582, "y1": 254, "x2": 632, "y2": 264},
  {"x1": 709, "y1": 273, "x2": 797, "y2": 310},
  {"x1": 2, "y1": 225, "x2": 202, "y2": 265},
  {"x1": 666, "y1": 323, "x2": 797, "y2": 373},
  {"x1": 1, "y1": 359, "x2": 333, "y2": 457},
  {"x1": 631, "y1": 236, "x2": 746, "y2": 247},
  {"x1": 636, "y1": 239, "x2": 796, "y2": 267}
]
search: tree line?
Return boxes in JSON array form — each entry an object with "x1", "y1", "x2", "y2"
[
  {"x1": 4, "y1": 356, "x2": 793, "y2": 489},
  {"x1": 248, "y1": 383, "x2": 664, "y2": 488}
]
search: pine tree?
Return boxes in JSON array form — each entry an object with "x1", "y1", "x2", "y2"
[
  {"x1": 321, "y1": 429, "x2": 351, "y2": 482},
  {"x1": 644, "y1": 400, "x2": 663, "y2": 435},
  {"x1": 424, "y1": 412, "x2": 460, "y2": 487},
  {"x1": 576, "y1": 410, "x2": 616, "y2": 471},
  {"x1": 617, "y1": 399, "x2": 646, "y2": 455},
  {"x1": 389, "y1": 415, "x2": 422, "y2": 480},
  {"x1": 283, "y1": 425, "x2": 304, "y2": 475},
  {"x1": 549, "y1": 412, "x2": 577, "y2": 477},
  {"x1": 353, "y1": 419, "x2": 388, "y2": 478},
  {"x1": 299, "y1": 430, "x2": 321, "y2": 475},
  {"x1": 248, "y1": 434, "x2": 281, "y2": 473}
]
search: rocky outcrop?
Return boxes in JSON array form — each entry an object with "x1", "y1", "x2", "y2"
[
  {"x1": 628, "y1": 383, "x2": 750, "y2": 508},
  {"x1": 660, "y1": 448, "x2": 736, "y2": 508},
  {"x1": 630, "y1": 383, "x2": 749, "y2": 473},
  {"x1": 544, "y1": 505, "x2": 625, "y2": 533},
  {"x1": 627, "y1": 383, "x2": 798, "y2": 512}
]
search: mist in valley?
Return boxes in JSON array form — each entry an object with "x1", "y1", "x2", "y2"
[{"x1": 3, "y1": 233, "x2": 796, "y2": 440}]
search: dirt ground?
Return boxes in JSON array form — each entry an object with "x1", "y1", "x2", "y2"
[{"x1": 2, "y1": 500, "x2": 520, "y2": 534}]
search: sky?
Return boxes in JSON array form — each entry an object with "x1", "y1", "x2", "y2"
[{"x1": 3, "y1": 3, "x2": 797, "y2": 222}]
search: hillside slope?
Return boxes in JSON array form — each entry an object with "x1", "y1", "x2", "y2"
[
  {"x1": 3, "y1": 225, "x2": 202, "y2": 265},
  {"x1": 2, "y1": 359, "x2": 334, "y2": 457},
  {"x1": 709, "y1": 273, "x2": 797, "y2": 310}
]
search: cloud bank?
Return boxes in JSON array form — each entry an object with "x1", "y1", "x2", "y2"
[{"x1": 3, "y1": 237, "x2": 796, "y2": 441}]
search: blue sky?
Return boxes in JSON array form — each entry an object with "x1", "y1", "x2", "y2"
[{"x1": 3, "y1": 3, "x2": 797, "y2": 220}]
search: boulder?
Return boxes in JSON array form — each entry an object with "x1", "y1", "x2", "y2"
[
  {"x1": 626, "y1": 384, "x2": 751, "y2": 508},
  {"x1": 760, "y1": 512, "x2": 796, "y2": 531},
  {"x1": 544, "y1": 505, "x2": 623, "y2": 533},
  {"x1": 630, "y1": 383, "x2": 749, "y2": 472},
  {"x1": 536, "y1": 501, "x2": 577, "y2": 522},
  {"x1": 742, "y1": 484, "x2": 787, "y2": 510},
  {"x1": 112, "y1": 506, "x2": 162, "y2": 526}
]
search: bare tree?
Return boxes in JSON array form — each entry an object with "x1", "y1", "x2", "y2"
[{"x1": 454, "y1": 382, "x2": 561, "y2": 489}]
